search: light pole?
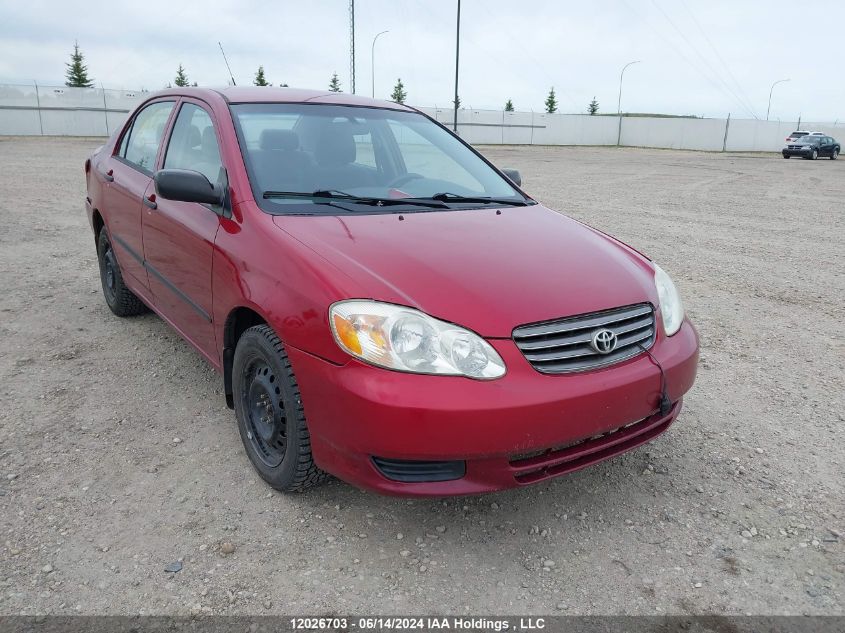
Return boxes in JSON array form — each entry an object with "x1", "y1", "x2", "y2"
[
  {"x1": 617, "y1": 60, "x2": 640, "y2": 146},
  {"x1": 766, "y1": 78, "x2": 789, "y2": 121},
  {"x1": 453, "y1": 0, "x2": 461, "y2": 132},
  {"x1": 371, "y1": 30, "x2": 389, "y2": 98}
]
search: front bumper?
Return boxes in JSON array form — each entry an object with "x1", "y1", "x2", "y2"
[
  {"x1": 287, "y1": 320, "x2": 699, "y2": 496},
  {"x1": 782, "y1": 148, "x2": 813, "y2": 157}
]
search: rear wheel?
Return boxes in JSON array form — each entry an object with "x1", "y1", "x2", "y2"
[
  {"x1": 831, "y1": 149, "x2": 839, "y2": 160},
  {"x1": 96, "y1": 229, "x2": 147, "y2": 317},
  {"x1": 232, "y1": 325, "x2": 327, "y2": 492}
]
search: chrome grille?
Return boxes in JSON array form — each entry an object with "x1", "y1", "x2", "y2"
[{"x1": 512, "y1": 303, "x2": 655, "y2": 374}]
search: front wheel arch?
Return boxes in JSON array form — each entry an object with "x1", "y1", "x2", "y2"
[{"x1": 222, "y1": 306, "x2": 269, "y2": 408}]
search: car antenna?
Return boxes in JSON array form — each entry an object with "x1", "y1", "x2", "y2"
[{"x1": 218, "y1": 42, "x2": 236, "y2": 86}]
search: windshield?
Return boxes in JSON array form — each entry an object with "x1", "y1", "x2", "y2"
[
  {"x1": 790, "y1": 131, "x2": 808, "y2": 137},
  {"x1": 230, "y1": 103, "x2": 527, "y2": 214},
  {"x1": 796, "y1": 137, "x2": 819, "y2": 144}
]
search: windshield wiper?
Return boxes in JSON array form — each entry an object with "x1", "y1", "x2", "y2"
[
  {"x1": 262, "y1": 190, "x2": 448, "y2": 208},
  {"x1": 425, "y1": 192, "x2": 530, "y2": 206}
]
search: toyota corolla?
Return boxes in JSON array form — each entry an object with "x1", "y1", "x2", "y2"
[{"x1": 84, "y1": 87, "x2": 699, "y2": 496}]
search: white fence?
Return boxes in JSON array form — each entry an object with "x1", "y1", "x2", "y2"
[
  {"x1": 0, "y1": 84, "x2": 839, "y2": 152},
  {"x1": 419, "y1": 107, "x2": 840, "y2": 153},
  {"x1": 0, "y1": 84, "x2": 147, "y2": 137}
]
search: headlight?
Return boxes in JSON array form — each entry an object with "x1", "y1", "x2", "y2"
[
  {"x1": 329, "y1": 300, "x2": 506, "y2": 379},
  {"x1": 653, "y1": 264, "x2": 685, "y2": 336}
]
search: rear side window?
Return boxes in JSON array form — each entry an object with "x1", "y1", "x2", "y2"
[
  {"x1": 164, "y1": 103, "x2": 223, "y2": 184},
  {"x1": 121, "y1": 101, "x2": 175, "y2": 172}
]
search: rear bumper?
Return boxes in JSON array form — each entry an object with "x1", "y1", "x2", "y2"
[{"x1": 288, "y1": 319, "x2": 699, "y2": 496}]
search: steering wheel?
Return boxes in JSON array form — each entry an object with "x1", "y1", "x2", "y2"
[{"x1": 388, "y1": 173, "x2": 424, "y2": 188}]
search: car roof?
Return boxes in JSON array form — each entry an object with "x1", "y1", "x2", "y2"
[{"x1": 152, "y1": 86, "x2": 415, "y2": 112}]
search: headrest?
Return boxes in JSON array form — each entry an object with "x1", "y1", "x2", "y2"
[
  {"x1": 314, "y1": 123, "x2": 356, "y2": 166},
  {"x1": 187, "y1": 124, "x2": 201, "y2": 148},
  {"x1": 201, "y1": 126, "x2": 217, "y2": 152},
  {"x1": 259, "y1": 129, "x2": 299, "y2": 151}
]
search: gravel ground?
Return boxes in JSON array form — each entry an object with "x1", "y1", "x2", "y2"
[{"x1": 0, "y1": 137, "x2": 842, "y2": 616}]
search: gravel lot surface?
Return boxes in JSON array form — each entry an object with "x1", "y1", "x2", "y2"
[{"x1": 0, "y1": 137, "x2": 842, "y2": 616}]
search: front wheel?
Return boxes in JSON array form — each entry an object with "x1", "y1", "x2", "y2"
[
  {"x1": 810, "y1": 149, "x2": 818, "y2": 160},
  {"x1": 831, "y1": 149, "x2": 839, "y2": 160},
  {"x1": 232, "y1": 325, "x2": 327, "y2": 492},
  {"x1": 782, "y1": 154, "x2": 790, "y2": 159}
]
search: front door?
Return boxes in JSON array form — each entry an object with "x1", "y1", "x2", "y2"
[
  {"x1": 142, "y1": 100, "x2": 225, "y2": 365},
  {"x1": 102, "y1": 100, "x2": 176, "y2": 291},
  {"x1": 822, "y1": 137, "x2": 834, "y2": 156}
]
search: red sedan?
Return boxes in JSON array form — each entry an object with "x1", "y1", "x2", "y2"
[{"x1": 85, "y1": 87, "x2": 699, "y2": 496}]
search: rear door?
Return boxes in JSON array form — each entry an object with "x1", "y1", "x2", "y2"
[
  {"x1": 141, "y1": 99, "x2": 225, "y2": 364},
  {"x1": 102, "y1": 100, "x2": 176, "y2": 290}
]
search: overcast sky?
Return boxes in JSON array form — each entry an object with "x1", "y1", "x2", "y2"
[{"x1": 1, "y1": 0, "x2": 842, "y2": 122}]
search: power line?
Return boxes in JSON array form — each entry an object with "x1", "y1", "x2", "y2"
[
  {"x1": 647, "y1": 0, "x2": 758, "y2": 119},
  {"x1": 472, "y1": 0, "x2": 580, "y2": 111},
  {"x1": 678, "y1": 0, "x2": 759, "y2": 118}
]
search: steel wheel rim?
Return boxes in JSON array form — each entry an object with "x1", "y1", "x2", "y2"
[{"x1": 241, "y1": 357, "x2": 287, "y2": 467}]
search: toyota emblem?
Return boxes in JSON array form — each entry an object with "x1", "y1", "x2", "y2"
[{"x1": 591, "y1": 328, "x2": 618, "y2": 354}]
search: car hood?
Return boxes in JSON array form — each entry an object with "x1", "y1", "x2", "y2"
[{"x1": 272, "y1": 204, "x2": 657, "y2": 338}]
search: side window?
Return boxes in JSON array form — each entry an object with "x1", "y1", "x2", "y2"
[
  {"x1": 164, "y1": 103, "x2": 223, "y2": 184},
  {"x1": 123, "y1": 101, "x2": 175, "y2": 172}
]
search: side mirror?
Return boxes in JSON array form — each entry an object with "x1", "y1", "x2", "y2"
[
  {"x1": 154, "y1": 169, "x2": 222, "y2": 205},
  {"x1": 501, "y1": 168, "x2": 522, "y2": 187}
]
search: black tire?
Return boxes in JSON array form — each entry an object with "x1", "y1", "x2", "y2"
[
  {"x1": 810, "y1": 149, "x2": 818, "y2": 160},
  {"x1": 96, "y1": 229, "x2": 147, "y2": 317},
  {"x1": 831, "y1": 149, "x2": 839, "y2": 160},
  {"x1": 232, "y1": 324, "x2": 327, "y2": 492},
  {"x1": 783, "y1": 154, "x2": 790, "y2": 159}
]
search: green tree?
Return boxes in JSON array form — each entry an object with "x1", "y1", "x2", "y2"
[
  {"x1": 504, "y1": 99, "x2": 514, "y2": 112},
  {"x1": 328, "y1": 72, "x2": 342, "y2": 92},
  {"x1": 391, "y1": 78, "x2": 407, "y2": 104},
  {"x1": 254, "y1": 66, "x2": 270, "y2": 86},
  {"x1": 174, "y1": 64, "x2": 189, "y2": 87},
  {"x1": 544, "y1": 87, "x2": 558, "y2": 114},
  {"x1": 588, "y1": 96, "x2": 599, "y2": 115},
  {"x1": 65, "y1": 41, "x2": 94, "y2": 88}
]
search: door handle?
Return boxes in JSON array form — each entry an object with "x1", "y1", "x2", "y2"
[
  {"x1": 104, "y1": 169, "x2": 114, "y2": 182},
  {"x1": 144, "y1": 195, "x2": 157, "y2": 210}
]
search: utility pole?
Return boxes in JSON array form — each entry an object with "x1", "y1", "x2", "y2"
[
  {"x1": 766, "y1": 78, "x2": 789, "y2": 121},
  {"x1": 616, "y1": 60, "x2": 640, "y2": 146},
  {"x1": 349, "y1": 0, "x2": 356, "y2": 94},
  {"x1": 453, "y1": 0, "x2": 461, "y2": 132},
  {"x1": 371, "y1": 31, "x2": 389, "y2": 98}
]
